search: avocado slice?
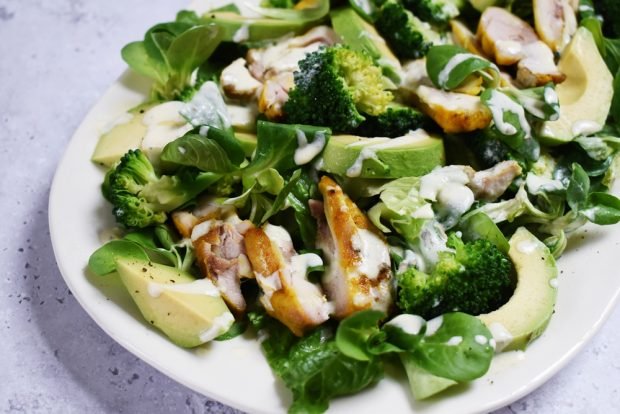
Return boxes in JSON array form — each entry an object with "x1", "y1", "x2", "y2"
[
  {"x1": 330, "y1": 7, "x2": 402, "y2": 85},
  {"x1": 91, "y1": 110, "x2": 148, "y2": 167},
  {"x1": 538, "y1": 28, "x2": 614, "y2": 145},
  {"x1": 319, "y1": 131, "x2": 445, "y2": 179},
  {"x1": 478, "y1": 227, "x2": 558, "y2": 352},
  {"x1": 401, "y1": 354, "x2": 457, "y2": 400},
  {"x1": 202, "y1": 12, "x2": 316, "y2": 42},
  {"x1": 235, "y1": 132, "x2": 257, "y2": 157},
  {"x1": 115, "y1": 258, "x2": 234, "y2": 348}
]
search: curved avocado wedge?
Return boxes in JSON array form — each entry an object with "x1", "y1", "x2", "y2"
[
  {"x1": 478, "y1": 227, "x2": 558, "y2": 352},
  {"x1": 115, "y1": 258, "x2": 234, "y2": 348},
  {"x1": 538, "y1": 28, "x2": 614, "y2": 145},
  {"x1": 91, "y1": 110, "x2": 148, "y2": 167},
  {"x1": 319, "y1": 131, "x2": 445, "y2": 179}
]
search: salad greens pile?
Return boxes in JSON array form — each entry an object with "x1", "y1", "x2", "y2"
[{"x1": 89, "y1": 0, "x2": 620, "y2": 412}]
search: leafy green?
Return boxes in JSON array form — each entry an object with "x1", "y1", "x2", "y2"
[
  {"x1": 88, "y1": 240, "x2": 150, "y2": 276},
  {"x1": 426, "y1": 45, "x2": 499, "y2": 91},
  {"x1": 335, "y1": 311, "x2": 494, "y2": 382},
  {"x1": 121, "y1": 13, "x2": 222, "y2": 100},
  {"x1": 250, "y1": 313, "x2": 383, "y2": 414},
  {"x1": 161, "y1": 133, "x2": 239, "y2": 173}
]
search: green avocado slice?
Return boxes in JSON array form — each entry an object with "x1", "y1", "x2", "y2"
[
  {"x1": 318, "y1": 132, "x2": 445, "y2": 179},
  {"x1": 538, "y1": 28, "x2": 614, "y2": 145},
  {"x1": 478, "y1": 227, "x2": 558, "y2": 352},
  {"x1": 91, "y1": 110, "x2": 148, "y2": 167},
  {"x1": 115, "y1": 258, "x2": 234, "y2": 348}
]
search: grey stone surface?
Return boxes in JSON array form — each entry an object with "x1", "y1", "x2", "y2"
[{"x1": 0, "y1": 1, "x2": 618, "y2": 413}]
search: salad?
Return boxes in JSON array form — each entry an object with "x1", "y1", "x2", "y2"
[{"x1": 87, "y1": 0, "x2": 620, "y2": 412}]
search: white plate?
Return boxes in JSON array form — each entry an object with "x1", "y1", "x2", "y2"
[{"x1": 49, "y1": 14, "x2": 620, "y2": 414}]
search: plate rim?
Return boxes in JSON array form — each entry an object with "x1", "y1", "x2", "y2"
[{"x1": 48, "y1": 68, "x2": 620, "y2": 414}]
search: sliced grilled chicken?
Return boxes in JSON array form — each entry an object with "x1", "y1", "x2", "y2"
[
  {"x1": 247, "y1": 26, "x2": 338, "y2": 82},
  {"x1": 171, "y1": 197, "x2": 234, "y2": 238},
  {"x1": 245, "y1": 26, "x2": 338, "y2": 120},
  {"x1": 478, "y1": 7, "x2": 539, "y2": 66},
  {"x1": 257, "y1": 72, "x2": 295, "y2": 120},
  {"x1": 468, "y1": 160, "x2": 523, "y2": 201},
  {"x1": 220, "y1": 58, "x2": 263, "y2": 100},
  {"x1": 315, "y1": 177, "x2": 393, "y2": 319},
  {"x1": 477, "y1": 7, "x2": 565, "y2": 87},
  {"x1": 415, "y1": 85, "x2": 492, "y2": 133},
  {"x1": 194, "y1": 218, "x2": 255, "y2": 315},
  {"x1": 451, "y1": 20, "x2": 488, "y2": 58},
  {"x1": 245, "y1": 224, "x2": 330, "y2": 336},
  {"x1": 533, "y1": 0, "x2": 577, "y2": 52}
]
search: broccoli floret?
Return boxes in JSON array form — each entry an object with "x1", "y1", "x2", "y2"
[
  {"x1": 284, "y1": 45, "x2": 393, "y2": 132},
  {"x1": 397, "y1": 235, "x2": 514, "y2": 319},
  {"x1": 106, "y1": 149, "x2": 217, "y2": 228},
  {"x1": 356, "y1": 103, "x2": 428, "y2": 137},
  {"x1": 595, "y1": 0, "x2": 620, "y2": 37},
  {"x1": 374, "y1": 0, "x2": 442, "y2": 60},
  {"x1": 402, "y1": 0, "x2": 464, "y2": 26}
]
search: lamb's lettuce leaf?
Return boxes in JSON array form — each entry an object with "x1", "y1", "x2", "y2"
[{"x1": 249, "y1": 312, "x2": 383, "y2": 414}]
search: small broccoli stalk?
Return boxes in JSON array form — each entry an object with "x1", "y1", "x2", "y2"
[
  {"x1": 374, "y1": 0, "x2": 442, "y2": 60},
  {"x1": 402, "y1": 0, "x2": 464, "y2": 26},
  {"x1": 107, "y1": 149, "x2": 220, "y2": 228},
  {"x1": 397, "y1": 233, "x2": 514, "y2": 319},
  {"x1": 284, "y1": 45, "x2": 393, "y2": 132},
  {"x1": 356, "y1": 103, "x2": 429, "y2": 137}
]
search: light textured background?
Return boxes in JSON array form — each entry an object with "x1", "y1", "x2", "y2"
[{"x1": 0, "y1": 1, "x2": 618, "y2": 413}]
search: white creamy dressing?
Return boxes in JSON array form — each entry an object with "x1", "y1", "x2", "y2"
[
  {"x1": 346, "y1": 130, "x2": 431, "y2": 177},
  {"x1": 290, "y1": 253, "x2": 324, "y2": 279},
  {"x1": 418, "y1": 220, "x2": 452, "y2": 268},
  {"x1": 412, "y1": 204, "x2": 435, "y2": 219},
  {"x1": 198, "y1": 312, "x2": 235, "y2": 343},
  {"x1": 484, "y1": 89, "x2": 531, "y2": 137},
  {"x1": 549, "y1": 278, "x2": 559, "y2": 289},
  {"x1": 402, "y1": 58, "x2": 431, "y2": 91},
  {"x1": 353, "y1": 292, "x2": 370, "y2": 307},
  {"x1": 387, "y1": 314, "x2": 426, "y2": 336},
  {"x1": 445, "y1": 336, "x2": 463, "y2": 346},
  {"x1": 544, "y1": 87, "x2": 559, "y2": 105},
  {"x1": 294, "y1": 130, "x2": 327, "y2": 165},
  {"x1": 488, "y1": 322, "x2": 513, "y2": 352},
  {"x1": 141, "y1": 101, "x2": 192, "y2": 158},
  {"x1": 526, "y1": 173, "x2": 565, "y2": 195},
  {"x1": 398, "y1": 249, "x2": 424, "y2": 273},
  {"x1": 180, "y1": 81, "x2": 231, "y2": 129},
  {"x1": 517, "y1": 239, "x2": 540, "y2": 254},
  {"x1": 474, "y1": 334, "x2": 488, "y2": 346},
  {"x1": 572, "y1": 120, "x2": 602, "y2": 137},
  {"x1": 425, "y1": 315, "x2": 444, "y2": 336},
  {"x1": 147, "y1": 278, "x2": 221, "y2": 299},
  {"x1": 351, "y1": 228, "x2": 390, "y2": 279},
  {"x1": 232, "y1": 24, "x2": 250, "y2": 43},
  {"x1": 420, "y1": 166, "x2": 475, "y2": 215},
  {"x1": 346, "y1": 148, "x2": 378, "y2": 177},
  {"x1": 437, "y1": 53, "x2": 480, "y2": 88},
  {"x1": 264, "y1": 223, "x2": 294, "y2": 253}
]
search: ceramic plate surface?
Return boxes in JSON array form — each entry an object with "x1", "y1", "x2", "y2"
[{"x1": 49, "y1": 3, "x2": 620, "y2": 412}]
